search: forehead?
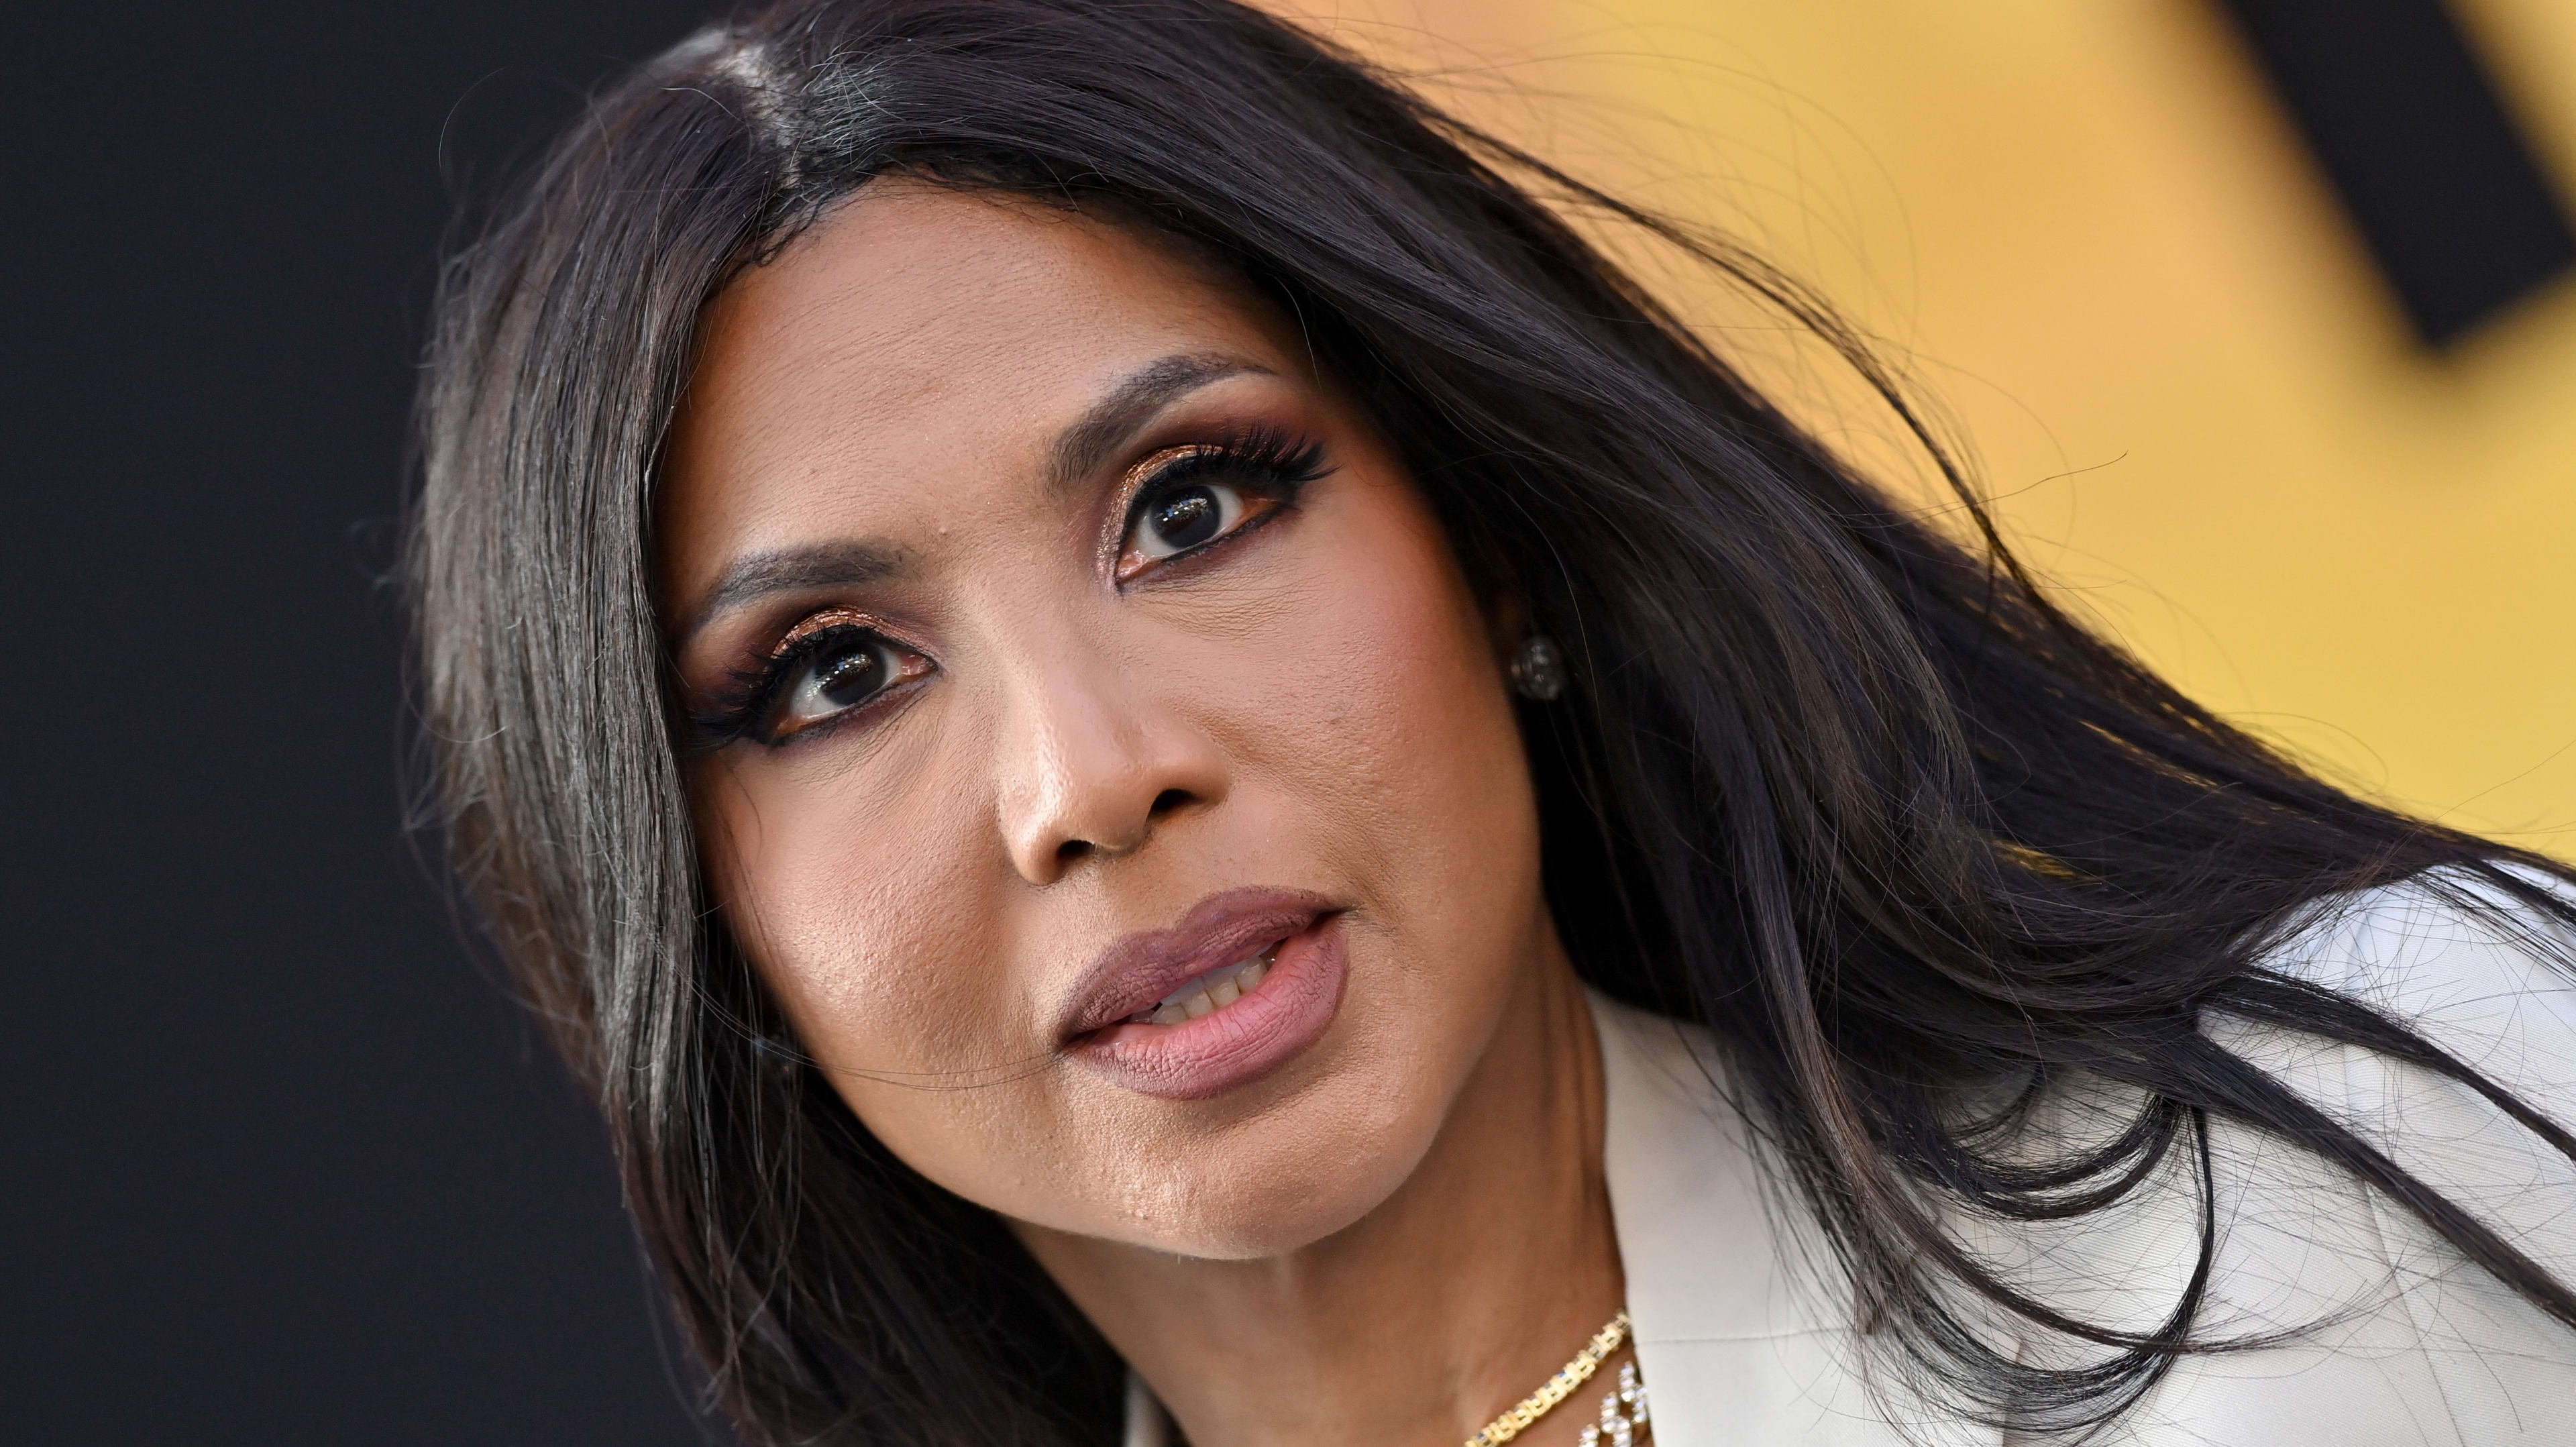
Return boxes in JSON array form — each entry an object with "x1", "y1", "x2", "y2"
[{"x1": 659, "y1": 184, "x2": 1284, "y2": 594}]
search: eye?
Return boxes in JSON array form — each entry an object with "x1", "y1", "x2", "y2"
[
  {"x1": 1114, "y1": 431, "x2": 1329, "y2": 584},
  {"x1": 689, "y1": 613, "x2": 936, "y2": 751},
  {"x1": 768, "y1": 629, "x2": 925, "y2": 739},
  {"x1": 1133, "y1": 477, "x2": 1249, "y2": 560}
]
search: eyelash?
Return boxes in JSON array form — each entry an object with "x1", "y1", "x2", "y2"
[
  {"x1": 689, "y1": 623, "x2": 919, "y2": 750},
  {"x1": 692, "y1": 429, "x2": 1331, "y2": 751},
  {"x1": 1117, "y1": 425, "x2": 1330, "y2": 579}
]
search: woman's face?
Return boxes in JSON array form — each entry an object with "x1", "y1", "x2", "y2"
[{"x1": 659, "y1": 184, "x2": 1553, "y2": 1258}]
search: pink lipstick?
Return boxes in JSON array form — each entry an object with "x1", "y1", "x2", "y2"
[{"x1": 1059, "y1": 886, "x2": 1348, "y2": 1100}]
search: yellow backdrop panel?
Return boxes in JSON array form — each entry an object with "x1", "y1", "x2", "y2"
[{"x1": 1276, "y1": 0, "x2": 2576, "y2": 853}]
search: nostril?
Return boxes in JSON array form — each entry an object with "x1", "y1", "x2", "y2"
[{"x1": 1048, "y1": 790, "x2": 1195, "y2": 871}]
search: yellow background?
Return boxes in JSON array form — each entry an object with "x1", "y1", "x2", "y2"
[{"x1": 1275, "y1": 0, "x2": 2576, "y2": 853}]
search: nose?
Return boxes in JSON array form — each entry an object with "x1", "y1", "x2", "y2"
[{"x1": 991, "y1": 633, "x2": 1229, "y2": 886}]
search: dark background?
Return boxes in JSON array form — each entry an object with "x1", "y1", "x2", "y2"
[{"x1": 4, "y1": 3, "x2": 727, "y2": 1442}]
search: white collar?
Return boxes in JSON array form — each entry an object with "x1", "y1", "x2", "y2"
[
  {"x1": 1592, "y1": 989, "x2": 1840, "y2": 1344},
  {"x1": 1596, "y1": 989, "x2": 1992, "y2": 1446}
]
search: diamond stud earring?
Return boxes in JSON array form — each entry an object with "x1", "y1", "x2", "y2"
[{"x1": 1510, "y1": 633, "x2": 1568, "y2": 702}]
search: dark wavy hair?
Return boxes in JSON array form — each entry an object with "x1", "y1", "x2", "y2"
[{"x1": 409, "y1": 1, "x2": 2576, "y2": 1442}]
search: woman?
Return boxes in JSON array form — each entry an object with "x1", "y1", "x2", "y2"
[{"x1": 409, "y1": 2, "x2": 2576, "y2": 1443}]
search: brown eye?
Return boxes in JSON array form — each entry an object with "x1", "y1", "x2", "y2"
[
  {"x1": 768, "y1": 629, "x2": 928, "y2": 739},
  {"x1": 1131, "y1": 478, "x2": 1248, "y2": 560},
  {"x1": 1112, "y1": 431, "x2": 1328, "y2": 585},
  {"x1": 811, "y1": 640, "x2": 886, "y2": 706}
]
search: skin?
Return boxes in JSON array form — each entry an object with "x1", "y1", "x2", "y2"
[{"x1": 659, "y1": 182, "x2": 1628, "y2": 1447}]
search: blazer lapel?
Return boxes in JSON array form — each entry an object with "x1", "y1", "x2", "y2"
[{"x1": 1593, "y1": 992, "x2": 1994, "y2": 1446}]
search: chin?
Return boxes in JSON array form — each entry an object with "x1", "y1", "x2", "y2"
[
  {"x1": 1145, "y1": 1173, "x2": 1411, "y2": 1261},
  {"x1": 1087, "y1": 1092, "x2": 1446, "y2": 1261}
]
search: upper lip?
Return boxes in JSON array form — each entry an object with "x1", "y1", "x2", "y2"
[{"x1": 1058, "y1": 886, "x2": 1337, "y2": 1040}]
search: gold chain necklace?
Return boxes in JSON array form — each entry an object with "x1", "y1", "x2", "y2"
[{"x1": 1462, "y1": 1310, "x2": 1651, "y2": 1447}]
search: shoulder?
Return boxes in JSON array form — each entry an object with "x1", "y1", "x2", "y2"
[
  {"x1": 2255, "y1": 861, "x2": 2576, "y2": 1059},
  {"x1": 2220, "y1": 863, "x2": 2576, "y2": 1175},
  {"x1": 1592, "y1": 871, "x2": 2576, "y2": 1445},
  {"x1": 2131, "y1": 862, "x2": 2576, "y2": 1445}
]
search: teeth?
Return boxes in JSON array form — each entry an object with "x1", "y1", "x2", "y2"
[{"x1": 1127, "y1": 946, "x2": 1278, "y2": 1026}]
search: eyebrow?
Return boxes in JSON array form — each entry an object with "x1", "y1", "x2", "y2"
[
  {"x1": 681, "y1": 352, "x2": 1271, "y2": 645},
  {"x1": 1049, "y1": 352, "x2": 1271, "y2": 490},
  {"x1": 678, "y1": 537, "x2": 905, "y2": 645}
]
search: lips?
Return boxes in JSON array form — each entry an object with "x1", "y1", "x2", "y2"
[{"x1": 1059, "y1": 886, "x2": 1349, "y2": 1101}]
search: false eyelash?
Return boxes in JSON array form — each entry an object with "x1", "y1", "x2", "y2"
[
  {"x1": 688, "y1": 621, "x2": 877, "y2": 749},
  {"x1": 1128, "y1": 424, "x2": 1333, "y2": 512},
  {"x1": 688, "y1": 429, "x2": 1329, "y2": 749}
]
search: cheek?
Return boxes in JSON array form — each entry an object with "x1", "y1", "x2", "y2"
[
  {"x1": 1256, "y1": 479, "x2": 1538, "y2": 953},
  {"x1": 698, "y1": 759, "x2": 1099, "y2": 1202},
  {"x1": 694, "y1": 755, "x2": 1006, "y2": 1076}
]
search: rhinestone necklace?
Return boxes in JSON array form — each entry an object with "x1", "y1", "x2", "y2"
[{"x1": 1462, "y1": 1311, "x2": 1652, "y2": 1447}]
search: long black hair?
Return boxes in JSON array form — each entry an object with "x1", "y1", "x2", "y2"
[{"x1": 409, "y1": 2, "x2": 2576, "y2": 1442}]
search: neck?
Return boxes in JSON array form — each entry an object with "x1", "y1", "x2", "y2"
[{"x1": 1018, "y1": 945, "x2": 1621, "y2": 1447}]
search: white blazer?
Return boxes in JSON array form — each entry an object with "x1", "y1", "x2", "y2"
[{"x1": 1130, "y1": 869, "x2": 2576, "y2": 1445}]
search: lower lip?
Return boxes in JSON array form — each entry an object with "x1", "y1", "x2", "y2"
[{"x1": 1066, "y1": 916, "x2": 1348, "y2": 1101}]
